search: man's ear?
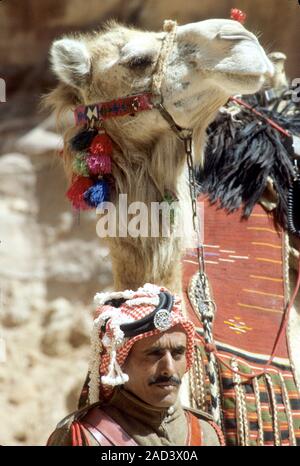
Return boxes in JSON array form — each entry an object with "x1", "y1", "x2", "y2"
[{"x1": 50, "y1": 38, "x2": 91, "y2": 88}]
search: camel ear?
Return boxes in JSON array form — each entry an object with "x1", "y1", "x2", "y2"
[{"x1": 50, "y1": 38, "x2": 91, "y2": 87}]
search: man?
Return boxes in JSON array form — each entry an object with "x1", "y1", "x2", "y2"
[{"x1": 47, "y1": 284, "x2": 224, "y2": 446}]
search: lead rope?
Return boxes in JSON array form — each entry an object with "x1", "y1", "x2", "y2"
[{"x1": 184, "y1": 135, "x2": 223, "y2": 427}]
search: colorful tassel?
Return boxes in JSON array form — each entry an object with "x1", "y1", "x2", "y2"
[
  {"x1": 67, "y1": 128, "x2": 114, "y2": 210},
  {"x1": 69, "y1": 128, "x2": 98, "y2": 152},
  {"x1": 89, "y1": 133, "x2": 113, "y2": 157},
  {"x1": 72, "y1": 153, "x2": 89, "y2": 176},
  {"x1": 163, "y1": 191, "x2": 178, "y2": 226},
  {"x1": 66, "y1": 176, "x2": 93, "y2": 210},
  {"x1": 87, "y1": 153, "x2": 112, "y2": 175},
  {"x1": 230, "y1": 8, "x2": 247, "y2": 24},
  {"x1": 84, "y1": 179, "x2": 110, "y2": 208},
  {"x1": 101, "y1": 349, "x2": 129, "y2": 387}
]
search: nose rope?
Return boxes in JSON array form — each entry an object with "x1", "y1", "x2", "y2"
[
  {"x1": 151, "y1": 20, "x2": 193, "y2": 141},
  {"x1": 151, "y1": 20, "x2": 178, "y2": 99}
]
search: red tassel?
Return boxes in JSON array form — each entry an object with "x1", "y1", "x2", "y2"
[
  {"x1": 89, "y1": 133, "x2": 113, "y2": 157},
  {"x1": 75, "y1": 422, "x2": 83, "y2": 446},
  {"x1": 79, "y1": 424, "x2": 91, "y2": 446},
  {"x1": 71, "y1": 422, "x2": 79, "y2": 446},
  {"x1": 66, "y1": 176, "x2": 93, "y2": 210},
  {"x1": 230, "y1": 8, "x2": 247, "y2": 24}
]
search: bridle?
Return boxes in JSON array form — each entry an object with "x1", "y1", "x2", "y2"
[{"x1": 74, "y1": 91, "x2": 192, "y2": 141}]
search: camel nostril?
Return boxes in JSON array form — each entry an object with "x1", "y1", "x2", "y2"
[
  {"x1": 218, "y1": 31, "x2": 257, "y2": 42},
  {"x1": 218, "y1": 25, "x2": 257, "y2": 43}
]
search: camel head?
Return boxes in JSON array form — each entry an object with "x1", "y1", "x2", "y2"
[
  {"x1": 46, "y1": 19, "x2": 274, "y2": 291},
  {"x1": 47, "y1": 18, "x2": 274, "y2": 205},
  {"x1": 50, "y1": 19, "x2": 273, "y2": 135}
]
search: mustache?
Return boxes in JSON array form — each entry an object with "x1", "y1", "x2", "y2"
[{"x1": 149, "y1": 375, "x2": 181, "y2": 386}]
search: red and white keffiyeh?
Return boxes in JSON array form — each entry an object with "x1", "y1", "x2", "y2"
[{"x1": 88, "y1": 283, "x2": 195, "y2": 403}]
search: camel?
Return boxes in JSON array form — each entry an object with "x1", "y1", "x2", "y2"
[
  {"x1": 46, "y1": 19, "x2": 299, "y2": 445},
  {"x1": 45, "y1": 18, "x2": 273, "y2": 295}
]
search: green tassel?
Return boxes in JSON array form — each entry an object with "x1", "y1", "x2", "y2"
[
  {"x1": 72, "y1": 153, "x2": 89, "y2": 176},
  {"x1": 162, "y1": 191, "x2": 178, "y2": 226}
]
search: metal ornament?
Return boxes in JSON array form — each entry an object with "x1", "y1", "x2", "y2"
[
  {"x1": 153, "y1": 309, "x2": 172, "y2": 331},
  {"x1": 288, "y1": 158, "x2": 300, "y2": 237},
  {"x1": 184, "y1": 134, "x2": 223, "y2": 428}
]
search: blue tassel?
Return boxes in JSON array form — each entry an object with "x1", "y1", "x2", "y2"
[
  {"x1": 70, "y1": 128, "x2": 98, "y2": 152},
  {"x1": 83, "y1": 179, "x2": 109, "y2": 207}
]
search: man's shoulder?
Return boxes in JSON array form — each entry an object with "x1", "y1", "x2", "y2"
[
  {"x1": 183, "y1": 405, "x2": 214, "y2": 422},
  {"x1": 183, "y1": 406, "x2": 225, "y2": 446},
  {"x1": 56, "y1": 402, "x2": 100, "y2": 429},
  {"x1": 47, "y1": 402, "x2": 138, "y2": 446},
  {"x1": 47, "y1": 402, "x2": 101, "y2": 446}
]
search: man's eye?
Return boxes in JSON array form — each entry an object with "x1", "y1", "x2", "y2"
[
  {"x1": 148, "y1": 350, "x2": 163, "y2": 357},
  {"x1": 127, "y1": 56, "x2": 153, "y2": 68},
  {"x1": 172, "y1": 349, "x2": 186, "y2": 358}
]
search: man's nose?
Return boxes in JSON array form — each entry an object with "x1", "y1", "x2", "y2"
[{"x1": 159, "y1": 352, "x2": 176, "y2": 376}]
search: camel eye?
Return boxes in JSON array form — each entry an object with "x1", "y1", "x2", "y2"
[{"x1": 127, "y1": 55, "x2": 153, "y2": 69}]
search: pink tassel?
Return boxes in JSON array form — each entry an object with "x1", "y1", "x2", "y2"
[{"x1": 87, "y1": 154, "x2": 112, "y2": 175}]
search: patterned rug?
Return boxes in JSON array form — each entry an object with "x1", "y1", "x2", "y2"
[{"x1": 183, "y1": 197, "x2": 300, "y2": 446}]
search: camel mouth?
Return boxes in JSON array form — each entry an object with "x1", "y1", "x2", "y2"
[
  {"x1": 215, "y1": 62, "x2": 274, "y2": 84},
  {"x1": 215, "y1": 71, "x2": 268, "y2": 95},
  {"x1": 215, "y1": 62, "x2": 274, "y2": 82},
  {"x1": 224, "y1": 71, "x2": 271, "y2": 81},
  {"x1": 229, "y1": 72, "x2": 267, "y2": 84}
]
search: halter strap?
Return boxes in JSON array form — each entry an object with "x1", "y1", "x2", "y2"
[{"x1": 74, "y1": 93, "x2": 154, "y2": 125}]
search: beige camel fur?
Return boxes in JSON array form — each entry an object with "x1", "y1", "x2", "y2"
[{"x1": 45, "y1": 19, "x2": 273, "y2": 295}]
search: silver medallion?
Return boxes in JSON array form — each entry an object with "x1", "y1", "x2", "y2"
[{"x1": 153, "y1": 309, "x2": 172, "y2": 331}]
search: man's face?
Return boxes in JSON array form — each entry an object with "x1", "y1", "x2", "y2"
[{"x1": 122, "y1": 325, "x2": 187, "y2": 408}]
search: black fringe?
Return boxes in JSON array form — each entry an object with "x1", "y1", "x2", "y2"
[{"x1": 69, "y1": 128, "x2": 98, "y2": 152}]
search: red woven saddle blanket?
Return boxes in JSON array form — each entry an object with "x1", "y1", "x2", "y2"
[{"x1": 182, "y1": 197, "x2": 300, "y2": 446}]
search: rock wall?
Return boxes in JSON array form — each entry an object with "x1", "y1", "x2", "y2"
[
  {"x1": 0, "y1": 118, "x2": 112, "y2": 445},
  {"x1": 0, "y1": 0, "x2": 299, "y2": 446}
]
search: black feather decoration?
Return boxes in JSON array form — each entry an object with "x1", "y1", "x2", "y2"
[{"x1": 198, "y1": 87, "x2": 300, "y2": 230}]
